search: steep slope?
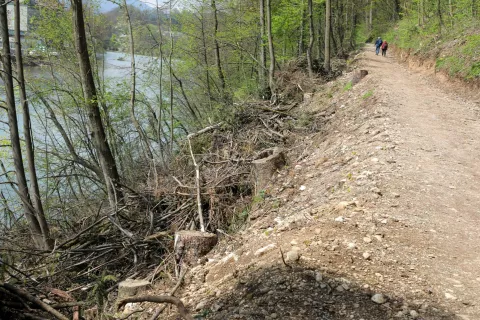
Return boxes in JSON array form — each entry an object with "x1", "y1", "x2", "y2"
[{"x1": 127, "y1": 45, "x2": 480, "y2": 320}]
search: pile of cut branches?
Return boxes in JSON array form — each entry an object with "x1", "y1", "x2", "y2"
[{"x1": 0, "y1": 99, "x2": 310, "y2": 319}]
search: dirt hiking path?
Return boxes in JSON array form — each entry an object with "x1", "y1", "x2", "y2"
[
  {"x1": 144, "y1": 46, "x2": 480, "y2": 320},
  {"x1": 359, "y1": 46, "x2": 480, "y2": 318}
]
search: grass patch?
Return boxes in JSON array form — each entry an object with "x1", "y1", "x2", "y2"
[
  {"x1": 362, "y1": 89, "x2": 374, "y2": 99},
  {"x1": 343, "y1": 81, "x2": 353, "y2": 91}
]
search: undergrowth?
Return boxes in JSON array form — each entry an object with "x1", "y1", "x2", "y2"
[{"x1": 386, "y1": 16, "x2": 480, "y2": 81}]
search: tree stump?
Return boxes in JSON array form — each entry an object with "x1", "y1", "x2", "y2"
[
  {"x1": 351, "y1": 69, "x2": 368, "y2": 85},
  {"x1": 117, "y1": 279, "x2": 151, "y2": 302},
  {"x1": 174, "y1": 231, "x2": 218, "y2": 267},
  {"x1": 252, "y1": 147, "x2": 286, "y2": 193}
]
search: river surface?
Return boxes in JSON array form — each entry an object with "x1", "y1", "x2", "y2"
[{"x1": 0, "y1": 51, "x2": 160, "y2": 211}]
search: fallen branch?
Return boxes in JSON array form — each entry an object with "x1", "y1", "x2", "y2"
[
  {"x1": 1, "y1": 283, "x2": 69, "y2": 320},
  {"x1": 118, "y1": 295, "x2": 193, "y2": 320},
  {"x1": 150, "y1": 267, "x2": 188, "y2": 320},
  {"x1": 187, "y1": 123, "x2": 223, "y2": 232}
]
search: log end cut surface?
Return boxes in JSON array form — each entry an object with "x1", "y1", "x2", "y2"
[{"x1": 175, "y1": 231, "x2": 218, "y2": 266}]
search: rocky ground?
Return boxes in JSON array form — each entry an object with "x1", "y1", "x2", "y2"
[{"x1": 122, "y1": 46, "x2": 480, "y2": 320}]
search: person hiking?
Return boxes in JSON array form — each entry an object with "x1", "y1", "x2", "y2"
[
  {"x1": 375, "y1": 37, "x2": 383, "y2": 55},
  {"x1": 381, "y1": 40, "x2": 388, "y2": 57}
]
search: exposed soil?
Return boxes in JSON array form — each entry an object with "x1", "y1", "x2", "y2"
[{"x1": 122, "y1": 45, "x2": 480, "y2": 320}]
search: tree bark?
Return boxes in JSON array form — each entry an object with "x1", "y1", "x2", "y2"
[
  {"x1": 14, "y1": 0, "x2": 53, "y2": 249},
  {"x1": 155, "y1": 0, "x2": 165, "y2": 154},
  {"x1": 211, "y1": 0, "x2": 227, "y2": 101},
  {"x1": 298, "y1": 0, "x2": 305, "y2": 56},
  {"x1": 369, "y1": 0, "x2": 373, "y2": 31},
  {"x1": 259, "y1": 0, "x2": 268, "y2": 96},
  {"x1": 324, "y1": 0, "x2": 331, "y2": 72},
  {"x1": 0, "y1": 0, "x2": 44, "y2": 249},
  {"x1": 266, "y1": 0, "x2": 275, "y2": 93},
  {"x1": 307, "y1": 0, "x2": 315, "y2": 77},
  {"x1": 71, "y1": 0, "x2": 122, "y2": 208}
]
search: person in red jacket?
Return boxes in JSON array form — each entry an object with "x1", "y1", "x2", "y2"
[{"x1": 381, "y1": 40, "x2": 388, "y2": 57}]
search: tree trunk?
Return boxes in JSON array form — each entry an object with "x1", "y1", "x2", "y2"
[
  {"x1": 324, "y1": 0, "x2": 331, "y2": 72},
  {"x1": 155, "y1": 0, "x2": 165, "y2": 157},
  {"x1": 307, "y1": 0, "x2": 314, "y2": 77},
  {"x1": 298, "y1": 0, "x2": 305, "y2": 56},
  {"x1": 437, "y1": 0, "x2": 444, "y2": 33},
  {"x1": 123, "y1": 1, "x2": 154, "y2": 160},
  {"x1": 369, "y1": 0, "x2": 373, "y2": 31},
  {"x1": 259, "y1": 0, "x2": 268, "y2": 96},
  {"x1": 169, "y1": 0, "x2": 174, "y2": 153},
  {"x1": 200, "y1": 9, "x2": 213, "y2": 106},
  {"x1": 14, "y1": 0, "x2": 53, "y2": 249},
  {"x1": 71, "y1": 0, "x2": 122, "y2": 208},
  {"x1": 0, "y1": 0, "x2": 44, "y2": 249},
  {"x1": 266, "y1": 0, "x2": 275, "y2": 94},
  {"x1": 317, "y1": 4, "x2": 325, "y2": 60},
  {"x1": 211, "y1": 0, "x2": 227, "y2": 101}
]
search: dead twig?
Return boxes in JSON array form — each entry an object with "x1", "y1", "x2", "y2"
[
  {"x1": 150, "y1": 267, "x2": 188, "y2": 320},
  {"x1": 279, "y1": 247, "x2": 292, "y2": 269}
]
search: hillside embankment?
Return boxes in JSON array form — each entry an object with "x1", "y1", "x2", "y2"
[{"x1": 121, "y1": 45, "x2": 480, "y2": 320}]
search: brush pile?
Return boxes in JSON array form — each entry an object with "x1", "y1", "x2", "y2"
[{"x1": 0, "y1": 99, "x2": 307, "y2": 319}]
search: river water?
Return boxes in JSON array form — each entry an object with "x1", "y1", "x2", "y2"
[{"x1": 0, "y1": 51, "x2": 160, "y2": 216}]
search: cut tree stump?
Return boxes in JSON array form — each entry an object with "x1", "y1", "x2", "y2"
[
  {"x1": 351, "y1": 69, "x2": 368, "y2": 85},
  {"x1": 174, "y1": 230, "x2": 218, "y2": 267},
  {"x1": 117, "y1": 279, "x2": 151, "y2": 303},
  {"x1": 252, "y1": 147, "x2": 286, "y2": 192}
]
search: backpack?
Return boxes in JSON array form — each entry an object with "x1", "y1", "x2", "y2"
[{"x1": 382, "y1": 41, "x2": 388, "y2": 49}]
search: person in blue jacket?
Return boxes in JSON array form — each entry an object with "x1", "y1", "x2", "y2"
[{"x1": 375, "y1": 37, "x2": 383, "y2": 55}]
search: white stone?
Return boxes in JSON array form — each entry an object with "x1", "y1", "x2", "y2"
[
  {"x1": 195, "y1": 300, "x2": 208, "y2": 311},
  {"x1": 347, "y1": 243, "x2": 356, "y2": 250},
  {"x1": 254, "y1": 244, "x2": 276, "y2": 257},
  {"x1": 286, "y1": 249, "x2": 300, "y2": 262},
  {"x1": 371, "y1": 293, "x2": 387, "y2": 304},
  {"x1": 410, "y1": 310, "x2": 419, "y2": 319},
  {"x1": 363, "y1": 237, "x2": 372, "y2": 243},
  {"x1": 444, "y1": 292, "x2": 457, "y2": 300}
]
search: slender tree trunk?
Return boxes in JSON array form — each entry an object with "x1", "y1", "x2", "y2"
[
  {"x1": 211, "y1": 0, "x2": 227, "y2": 101},
  {"x1": 324, "y1": 0, "x2": 331, "y2": 72},
  {"x1": 307, "y1": 0, "x2": 314, "y2": 77},
  {"x1": 317, "y1": 5, "x2": 325, "y2": 60},
  {"x1": 169, "y1": 0, "x2": 174, "y2": 153},
  {"x1": 71, "y1": 0, "x2": 122, "y2": 208},
  {"x1": 0, "y1": 0, "x2": 45, "y2": 249},
  {"x1": 266, "y1": 0, "x2": 275, "y2": 93},
  {"x1": 259, "y1": 0, "x2": 268, "y2": 96},
  {"x1": 123, "y1": 1, "x2": 154, "y2": 160},
  {"x1": 393, "y1": 0, "x2": 401, "y2": 20},
  {"x1": 14, "y1": 0, "x2": 53, "y2": 249},
  {"x1": 437, "y1": 0, "x2": 444, "y2": 33},
  {"x1": 369, "y1": 0, "x2": 373, "y2": 31},
  {"x1": 200, "y1": 9, "x2": 213, "y2": 105},
  {"x1": 155, "y1": 0, "x2": 165, "y2": 156},
  {"x1": 298, "y1": 0, "x2": 305, "y2": 56}
]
